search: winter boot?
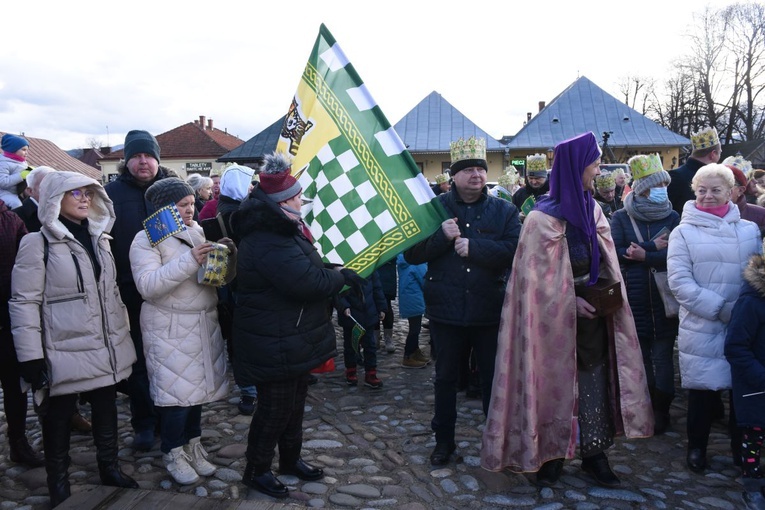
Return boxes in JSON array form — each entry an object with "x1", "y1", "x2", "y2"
[
  {"x1": 91, "y1": 395, "x2": 138, "y2": 489},
  {"x1": 42, "y1": 413, "x2": 72, "y2": 508},
  {"x1": 9, "y1": 436, "x2": 44, "y2": 467},
  {"x1": 345, "y1": 367, "x2": 358, "y2": 386},
  {"x1": 364, "y1": 368, "x2": 383, "y2": 389},
  {"x1": 184, "y1": 437, "x2": 217, "y2": 476},
  {"x1": 652, "y1": 389, "x2": 674, "y2": 435},
  {"x1": 163, "y1": 446, "x2": 200, "y2": 485},
  {"x1": 384, "y1": 329, "x2": 395, "y2": 353}
]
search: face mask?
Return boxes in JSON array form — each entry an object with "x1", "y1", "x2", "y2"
[{"x1": 648, "y1": 187, "x2": 668, "y2": 203}]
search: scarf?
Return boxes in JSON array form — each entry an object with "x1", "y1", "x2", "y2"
[
  {"x1": 3, "y1": 151, "x2": 25, "y2": 162},
  {"x1": 697, "y1": 203, "x2": 730, "y2": 218},
  {"x1": 622, "y1": 191, "x2": 673, "y2": 222},
  {"x1": 281, "y1": 204, "x2": 314, "y2": 243}
]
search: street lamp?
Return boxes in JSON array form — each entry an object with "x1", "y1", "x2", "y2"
[{"x1": 546, "y1": 147, "x2": 554, "y2": 168}]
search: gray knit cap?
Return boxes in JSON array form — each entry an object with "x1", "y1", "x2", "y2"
[
  {"x1": 633, "y1": 169, "x2": 671, "y2": 196},
  {"x1": 145, "y1": 177, "x2": 195, "y2": 208}
]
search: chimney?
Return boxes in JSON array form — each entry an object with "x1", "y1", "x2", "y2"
[
  {"x1": 207, "y1": 118, "x2": 213, "y2": 130},
  {"x1": 527, "y1": 112, "x2": 532, "y2": 122},
  {"x1": 199, "y1": 115, "x2": 206, "y2": 129},
  {"x1": 539, "y1": 101, "x2": 546, "y2": 112}
]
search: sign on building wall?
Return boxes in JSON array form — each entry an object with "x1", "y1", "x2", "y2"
[{"x1": 186, "y1": 162, "x2": 212, "y2": 173}]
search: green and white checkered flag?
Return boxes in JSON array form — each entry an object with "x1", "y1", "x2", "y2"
[{"x1": 276, "y1": 24, "x2": 447, "y2": 278}]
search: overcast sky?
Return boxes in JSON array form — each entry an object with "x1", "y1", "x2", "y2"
[{"x1": 0, "y1": 0, "x2": 734, "y2": 151}]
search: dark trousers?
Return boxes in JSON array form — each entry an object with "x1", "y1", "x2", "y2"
[
  {"x1": 429, "y1": 321, "x2": 498, "y2": 443},
  {"x1": 246, "y1": 374, "x2": 309, "y2": 472},
  {"x1": 158, "y1": 405, "x2": 202, "y2": 453},
  {"x1": 687, "y1": 389, "x2": 740, "y2": 453},
  {"x1": 123, "y1": 292, "x2": 157, "y2": 433},
  {"x1": 404, "y1": 316, "x2": 423, "y2": 356},
  {"x1": 0, "y1": 330, "x2": 29, "y2": 442},
  {"x1": 373, "y1": 298, "x2": 395, "y2": 331},
  {"x1": 342, "y1": 325, "x2": 377, "y2": 369}
]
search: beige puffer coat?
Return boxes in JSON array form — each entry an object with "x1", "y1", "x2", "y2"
[
  {"x1": 130, "y1": 222, "x2": 233, "y2": 407},
  {"x1": 10, "y1": 171, "x2": 136, "y2": 396}
]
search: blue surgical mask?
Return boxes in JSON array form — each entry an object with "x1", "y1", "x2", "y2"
[{"x1": 648, "y1": 187, "x2": 668, "y2": 203}]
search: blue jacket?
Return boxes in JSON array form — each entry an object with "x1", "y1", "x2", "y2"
[
  {"x1": 611, "y1": 208, "x2": 680, "y2": 342},
  {"x1": 725, "y1": 254, "x2": 765, "y2": 427},
  {"x1": 337, "y1": 271, "x2": 387, "y2": 330},
  {"x1": 396, "y1": 253, "x2": 426, "y2": 319},
  {"x1": 404, "y1": 187, "x2": 520, "y2": 327}
]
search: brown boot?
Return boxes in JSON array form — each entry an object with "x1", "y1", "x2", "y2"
[{"x1": 71, "y1": 412, "x2": 92, "y2": 433}]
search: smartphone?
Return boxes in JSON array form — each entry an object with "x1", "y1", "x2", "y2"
[{"x1": 651, "y1": 226, "x2": 670, "y2": 241}]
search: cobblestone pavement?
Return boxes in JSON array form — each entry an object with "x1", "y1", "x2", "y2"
[{"x1": 0, "y1": 314, "x2": 749, "y2": 509}]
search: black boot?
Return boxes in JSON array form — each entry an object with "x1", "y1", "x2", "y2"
[
  {"x1": 241, "y1": 462, "x2": 288, "y2": 498},
  {"x1": 279, "y1": 458, "x2": 323, "y2": 481},
  {"x1": 42, "y1": 414, "x2": 72, "y2": 508},
  {"x1": 9, "y1": 436, "x2": 44, "y2": 467},
  {"x1": 91, "y1": 388, "x2": 138, "y2": 489},
  {"x1": 653, "y1": 389, "x2": 674, "y2": 435},
  {"x1": 581, "y1": 452, "x2": 621, "y2": 487}
]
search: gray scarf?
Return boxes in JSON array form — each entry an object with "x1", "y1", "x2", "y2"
[{"x1": 622, "y1": 191, "x2": 673, "y2": 222}]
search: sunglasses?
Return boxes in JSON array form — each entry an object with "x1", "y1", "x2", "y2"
[{"x1": 69, "y1": 189, "x2": 95, "y2": 201}]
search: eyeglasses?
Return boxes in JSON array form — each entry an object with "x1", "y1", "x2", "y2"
[{"x1": 69, "y1": 189, "x2": 95, "y2": 201}]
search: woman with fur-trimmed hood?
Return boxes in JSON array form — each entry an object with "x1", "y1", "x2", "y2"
[{"x1": 10, "y1": 170, "x2": 138, "y2": 507}]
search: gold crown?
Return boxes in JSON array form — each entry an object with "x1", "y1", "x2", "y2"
[
  {"x1": 450, "y1": 137, "x2": 486, "y2": 165},
  {"x1": 434, "y1": 173, "x2": 449, "y2": 184},
  {"x1": 690, "y1": 126, "x2": 720, "y2": 151},
  {"x1": 595, "y1": 173, "x2": 615, "y2": 190},
  {"x1": 722, "y1": 155, "x2": 753, "y2": 175},
  {"x1": 497, "y1": 171, "x2": 517, "y2": 189},
  {"x1": 628, "y1": 154, "x2": 664, "y2": 181},
  {"x1": 526, "y1": 154, "x2": 547, "y2": 172}
]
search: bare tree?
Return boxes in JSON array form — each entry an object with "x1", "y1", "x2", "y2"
[
  {"x1": 618, "y1": 75, "x2": 656, "y2": 115},
  {"x1": 86, "y1": 137, "x2": 103, "y2": 150}
]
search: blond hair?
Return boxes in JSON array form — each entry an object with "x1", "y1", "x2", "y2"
[{"x1": 691, "y1": 163, "x2": 735, "y2": 191}]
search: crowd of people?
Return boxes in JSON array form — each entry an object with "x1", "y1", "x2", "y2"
[{"x1": 3, "y1": 125, "x2": 765, "y2": 509}]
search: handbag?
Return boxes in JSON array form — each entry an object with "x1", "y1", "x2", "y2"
[
  {"x1": 575, "y1": 278, "x2": 623, "y2": 317},
  {"x1": 628, "y1": 216, "x2": 679, "y2": 318}
]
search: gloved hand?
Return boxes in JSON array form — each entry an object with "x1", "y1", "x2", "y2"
[
  {"x1": 19, "y1": 359, "x2": 48, "y2": 390},
  {"x1": 20, "y1": 169, "x2": 31, "y2": 180},
  {"x1": 340, "y1": 268, "x2": 365, "y2": 303}
]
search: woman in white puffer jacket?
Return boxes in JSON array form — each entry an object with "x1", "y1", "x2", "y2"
[{"x1": 667, "y1": 163, "x2": 761, "y2": 474}]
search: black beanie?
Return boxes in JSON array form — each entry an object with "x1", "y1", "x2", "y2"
[
  {"x1": 124, "y1": 129, "x2": 160, "y2": 163},
  {"x1": 145, "y1": 178, "x2": 194, "y2": 208}
]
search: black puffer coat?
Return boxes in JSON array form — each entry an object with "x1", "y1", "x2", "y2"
[
  {"x1": 404, "y1": 187, "x2": 520, "y2": 327},
  {"x1": 231, "y1": 187, "x2": 345, "y2": 384},
  {"x1": 611, "y1": 208, "x2": 680, "y2": 342}
]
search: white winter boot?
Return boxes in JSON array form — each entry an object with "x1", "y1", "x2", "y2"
[
  {"x1": 384, "y1": 329, "x2": 395, "y2": 353},
  {"x1": 163, "y1": 445, "x2": 200, "y2": 485},
  {"x1": 184, "y1": 436, "x2": 216, "y2": 476}
]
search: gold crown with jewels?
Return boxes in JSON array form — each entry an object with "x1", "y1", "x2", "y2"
[
  {"x1": 690, "y1": 126, "x2": 720, "y2": 151},
  {"x1": 526, "y1": 154, "x2": 548, "y2": 172},
  {"x1": 450, "y1": 137, "x2": 486, "y2": 166}
]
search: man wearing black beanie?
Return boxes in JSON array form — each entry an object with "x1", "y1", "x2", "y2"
[{"x1": 104, "y1": 129, "x2": 170, "y2": 452}]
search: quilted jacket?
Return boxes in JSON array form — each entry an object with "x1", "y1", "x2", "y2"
[
  {"x1": 10, "y1": 171, "x2": 137, "y2": 396},
  {"x1": 667, "y1": 201, "x2": 761, "y2": 390},
  {"x1": 404, "y1": 187, "x2": 521, "y2": 327},
  {"x1": 129, "y1": 221, "x2": 233, "y2": 407}
]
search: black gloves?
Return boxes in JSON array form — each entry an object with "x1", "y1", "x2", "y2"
[
  {"x1": 340, "y1": 268, "x2": 366, "y2": 303},
  {"x1": 20, "y1": 359, "x2": 48, "y2": 391}
]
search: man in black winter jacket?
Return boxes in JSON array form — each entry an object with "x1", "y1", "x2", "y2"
[
  {"x1": 512, "y1": 153, "x2": 549, "y2": 221},
  {"x1": 667, "y1": 126, "x2": 721, "y2": 216},
  {"x1": 104, "y1": 130, "x2": 170, "y2": 452},
  {"x1": 404, "y1": 137, "x2": 521, "y2": 468}
]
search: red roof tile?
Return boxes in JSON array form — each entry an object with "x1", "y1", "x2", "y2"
[
  {"x1": 102, "y1": 117, "x2": 245, "y2": 162},
  {"x1": 1, "y1": 132, "x2": 101, "y2": 180}
]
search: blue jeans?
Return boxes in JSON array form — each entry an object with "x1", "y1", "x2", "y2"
[
  {"x1": 429, "y1": 321, "x2": 498, "y2": 444},
  {"x1": 158, "y1": 405, "x2": 202, "y2": 453},
  {"x1": 342, "y1": 325, "x2": 377, "y2": 369}
]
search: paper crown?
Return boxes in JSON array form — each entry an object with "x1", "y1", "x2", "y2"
[
  {"x1": 628, "y1": 154, "x2": 664, "y2": 181},
  {"x1": 526, "y1": 154, "x2": 547, "y2": 172},
  {"x1": 690, "y1": 126, "x2": 720, "y2": 151},
  {"x1": 434, "y1": 173, "x2": 449, "y2": 184},
  {"x1": 595, "y1": 173, "x2": 616, "y2": 190},
  {"x1": 722, "y1": 155, "x2": 753, "y2": 175},
  {"x1": 497, "y1": 171, "x2": 518, "y2": 189},
  {"x1": 197, "y1": 242, "x2": 230, "y2": 287},
  {"x1": 450, "y1": 137, "x2": 486, "y2": 166}
]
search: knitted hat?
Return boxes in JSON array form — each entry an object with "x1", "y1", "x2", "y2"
[
  {"x1": 259, "y1": 152, "x2": 301, "y2": 202},
  {"x1": 449, "y1": 137, "x2": 487, "y2": 174},
  {"x1": 628, "y1": 154, "x2": 671, "y2": 196},
  {"x1": 2, "y1": 134, "x2": 29, "y2": 153},
  {"x1": 727, "y1": 165, "x2": 748, "y2": 187},
  {"x1": 144, "y1": 177, "x2": 194, "y2": 208},
  {"x1": 124, "y1": 130, "x2": 160, "y2": 163}
]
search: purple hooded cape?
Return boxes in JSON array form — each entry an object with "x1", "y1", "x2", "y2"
[{"x1": 535, "y1": 132, "x2": 602, "y2": 285}]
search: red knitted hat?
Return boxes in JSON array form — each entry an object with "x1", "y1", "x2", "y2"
[
  {"x1": 727, "y1": 165, "x2": 748, "y2": 187},
  {"x1": 259, "y1": 152, "x2": 302, "y2": 202}
]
